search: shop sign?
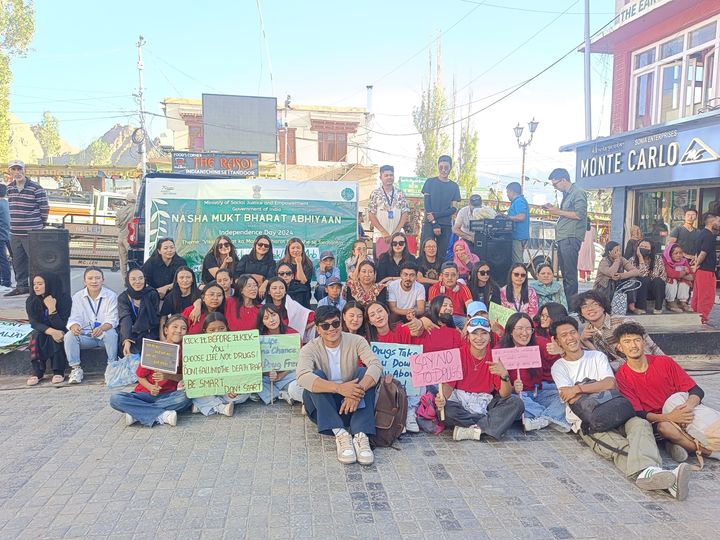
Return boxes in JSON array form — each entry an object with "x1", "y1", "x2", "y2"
[{"x1": 171, "y1": 151, "x2": 259, "y2": 177}]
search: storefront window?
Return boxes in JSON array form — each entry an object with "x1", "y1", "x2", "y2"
[
  {"x1": 634, "y1": 71, "x2": 654, "y2": 128},
  {"x1": 660, "y1": 62, "x2": 682, "y2": 122},
  {"x1": 685, "y1": 48, "x2": 715, "y2": 116},
  {"x1": 636, "y1": 188, "x2": 698, "y2": 248}
]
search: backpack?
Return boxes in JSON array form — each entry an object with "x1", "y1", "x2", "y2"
[
  {"x1": 611, "y1": 279, "x2": 642, "y2": 315},
  {"x1": 370, "y1": 375, "x2": 408, "y2": 448},
  {"x1": 416, "y1": 391, "x2": 445, "y2": 434},
  {"x1": 568, "y1": 378, "x2": 636, "y2": 435}
]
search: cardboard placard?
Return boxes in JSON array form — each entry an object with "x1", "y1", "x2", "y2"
[
  {"x1": 488, "y1": 302, "x2": 515, "y2": 328},
  {"x1": 370, "y1": 342, "x2": 424, "y2": 396},
  {"x1": 259, "y1": 334, "x2": 301, "y2": 371},
  {"x1": 182, "y1": 330, "x2": 262, "y2": 398},
  {"x1": 140, "y1": 339, "x2": 180, "y2": 374},
  {"x1": 491, "y1": 345, "x2": 542, "y2": 370},
  {"x1": 409, "y1": 348, "x2": 463, "y2": 387}
]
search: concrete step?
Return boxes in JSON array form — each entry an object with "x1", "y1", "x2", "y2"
[{"x1": 0, "y1": 348, "x2": 109, "y2": 377}]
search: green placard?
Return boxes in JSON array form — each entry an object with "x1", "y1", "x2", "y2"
[
  {"x1": 259, "y1": 334, "x2": 301, "y2": 371},
  {"x1": 488, "y1": 302, "x2": 515, "y2": 328},
  {"x1": 182, "y1": 330, "x2": 262, "y2": 398}
]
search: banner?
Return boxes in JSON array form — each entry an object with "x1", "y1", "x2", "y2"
[
  {"x1": 140, "y1": 339, "x2": 179, "y2": 374},
  {"x1": 259, "y1": 334, "x2": 301, "y2": 371},
  {"x1": 171, "y1": 151, "x2": 259, "y2": 177},
  {"x1": 370, "y1": 342, "x2": 423, "y2": 396},
  {"x1": 144, "y1": 176, "x2": 358, "y2": 280},
  {"x1": 0, "y1": 321, "x2": 32, "y2": 349},
  {"x1": 182, "y1": 330, "x2": 262, "y2": 398}
]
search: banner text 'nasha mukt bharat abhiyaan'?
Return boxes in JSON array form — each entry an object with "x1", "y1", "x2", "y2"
[{"x1": 144, "y1": 177, "x2": 359, "y2": 280}]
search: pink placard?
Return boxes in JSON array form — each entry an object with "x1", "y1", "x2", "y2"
[
  {"x1": 410, "y1": 348, "x2": 463, "y2": 387},
  {"x1": 491, "y1": 346, "x2": 542, "y2": 370}
]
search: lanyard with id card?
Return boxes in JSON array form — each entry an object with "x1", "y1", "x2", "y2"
[
  {"x1": 384, "y1": 187, "x2": 395, "y2": 220},
  {"x1": 86, "y1": 296, "x2": 103, "y2": 329}
]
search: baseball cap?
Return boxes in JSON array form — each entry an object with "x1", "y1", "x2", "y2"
[
  {"x1": 467, "y1": 301, "x2": 488, "y2": 318},
  {"x1": 440, "y1": 261, "x2": 457, "y2": 272},
  {"x1": 8, "y1": 160, "x2": 24, "y2": 169},
  {"x1": 326, "y1": 276, "x2": 342, "y2": 287},
  {"x1": 467, "y1": 316, "x2": 492, "y2": 334},
  {"x1": 320, "y1": 250, "x2": 335, "y2": 261},
  {"x1": 469, "y1": 194, "x2": 482, "y2": 207}
]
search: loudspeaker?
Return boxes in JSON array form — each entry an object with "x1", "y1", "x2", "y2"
[
  {"x1": 28, "y1": 228, "x2": 71, "y2": 297},
  {"x1": 475, "y1": 232, "x2": 512, "y2": 287}
]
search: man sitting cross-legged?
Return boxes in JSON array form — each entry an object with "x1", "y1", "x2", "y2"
[
  {"x1": 549, "y1": 317, "x2": 691, "y2": 500},
  {"x1": 296, "y1": 305, "x2": 383, "y2": 466},
  {"x1": 614, "y1": 321, "x2": 719, "y2": 464}
]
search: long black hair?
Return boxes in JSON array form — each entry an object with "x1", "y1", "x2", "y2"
[
  {"x1": 427, "y1": 295, "x2": 455, "y2": 328},
  {"x1": 257, "y1": 303, "x2": 289, "y2": 335},
  {"x1": 505, "y1": 263, "x2": 529, "y2": 305},
  {"x1": 468, "y1": 260, "x2": 499, "y2": 305},
  {"x1": 202, "y1": 311, "x2": 228, "y2": 333},
  {"x1": 381, "y1": 232, "x2": 411, "y2": 262},
  {"x1": 199, "y1": 281, "x2": 226, "y2": 316},
  {"x1": 165, "y1": 266, "x2": 201, "y2": 315},
  {"x1": 248, "y1": 234, "x2": 274, "y2": 262},
  {"x1": 498, "y1": 312, "x2": 536, "y2": 348},
  {"x1": 341, "y1": 301, "x2": 366, "y2": 335},
  {"x1": 364, "y1": 301, "x2": 396, "y2": 342},
  {"x1": 233, "y1": 274, "x2": 261, "y2": 317},
  {"x1": 151, "y1": 237, "x2": 176, "y2": 259},
  {"x1": 208, "y1": 235, "x2": 239, "y2": 267},
  {"x1": 534, "y1": 302, "x2": 568, "y2": 338},
  {"x1": 264, "y1": 276, "x2": 289, "y2": 322}
]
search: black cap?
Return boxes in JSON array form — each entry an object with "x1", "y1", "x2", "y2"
[
  {"x1": 469, "y1": 194, "x2": 482, "y2": 206},
  {"x1": 440, "y1": 261, "x2": 458, "y2": 272}
]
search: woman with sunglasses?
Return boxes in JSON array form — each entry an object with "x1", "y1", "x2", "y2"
[
  {"x1": 236, "y1": 235, "x2": 276, "y2": 294},
  {"x1": 468, "y1": 261, "x2": 501, "y2": 306},
  {"x1": 141, "y1": 237, "x2": 188, "y2": 299},
  {"x1": 279, "y1": 238, "x2": 315, "y2": 309},
  {"x1": 341, "y1": 301, "x2": 366, "y2": 336},
  {"x1": 256, "y1": 304, "x2": 298, "y2": 405},
  {"x1": 495, "y1": 313, "x2": 569, "y2": 433},
  {"x1": 500, "y1": 263, "x2": 539, "y2": 318},
  {"x1": 345, "y1": 260, "x2": 388, "y2": 309},
  {"x1": 435, "y1": 316, "x2": 524, "y2": 441},
  {"x1": 376, "y1": 232, "x2": 416, "y2": 283},
  {"x1": 276, "y1": 261, "x2": 309, "y2": 309},
  {"x1": 416, "y1": 238, "x2": 442, "y2": 293},
  {"x1": 118, "y1": 268, "x2": 160, "y2": 357},
  {"x1": 159, "y1": 266, "x2": 201, "y2": 333},
  {"x1": 182, "y1": 282, "x2": 226, "y2": 335},
  {"x1": 109, "y1": 315, "x2": 192, "y2": 427},
  {"x1": 189, "y1": 312, "x2": 239, "y2": 418},
  {"x1": 264, "y1": 276, "x2": 314, "y2": 342},
  {"x1": 529, "y1": 263, "x2": 567, "y2": 310},
  {"x1": 201, "y1": 235, "x2": 239, "y2": 285},
  {"x1": 225, "y1": 274, "x2": 262, "y2": 331}
]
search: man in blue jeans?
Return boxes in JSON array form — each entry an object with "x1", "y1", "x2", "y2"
[
  {"x1": 296, "y1": 306, "x2": 383, "y2": 465},
  {"x1": 0, "y1": 183, "x2": 12, "y2": 292},
  {"x1": 543, "y1": 168, "x2": 587, "y2": 301}
]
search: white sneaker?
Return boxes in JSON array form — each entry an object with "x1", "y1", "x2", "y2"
[
  {"x1": 68, "y1": 366, "x2": 84, "y2": 384},
  {"x1": 191, "y1": 404, "x2": 199, "y2": 414},
  {"x1": 353, "y1": 433, "x2": 374, "y2": 465},
  {"x1": 278, "y1": 390, "x2": 293, "y2": 405},
  {"x1": 0, "y1": 285, "x2": 12, "y2": 293},
  {"x1": 405, "y1": 409, "x2": 420, "y2": 433},
  {"x1": 452, "y1": 425, "x2": 482, "y2": 441},
  {"x1": 668, "y1": 463, "x2": 690, "y2": 501},
  {"x1": 635, "y1": 466, "x2": 676, "y2": 491},
  {"x1": 217, "y1": 402, "x2": 234, "y2": 417},
  {"x1": 335, "y1": 431, "x2": 357, "y2": 464},
  {"x1": 125, "y1": 414, "x2": 137, "y2": 426},
  {"x1": 248, "y1": 394, "x2": 261, "y2": 402},
  {"x1": 301, "y1": 404, "x2": 306, "y2": 416},
  {"x1": 156, "y1": 410, "x2": 177, "y2": 426},
  {"x1": 522, "y1": 415, "x2": 550, "y2": 432},
  {"x1": 665, "y1": 441, "x2": 689, "y2": 463}
]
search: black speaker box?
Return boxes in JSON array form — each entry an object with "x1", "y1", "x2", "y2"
[
  {"x1": 28, "y1": 228, "x2": 71, "y2": 297},
  {"x1": 475, "y1": 232, "x2": 513, "y2": 287}
]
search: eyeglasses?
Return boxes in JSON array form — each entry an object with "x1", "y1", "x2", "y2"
[
  {"x1": 217, "y1": 242, "x2": 230, "y2": 248},
  {"x1": 512, "y1": 272, "x2": 527, "y2": 278},
  {"x1": 278, "y1": 271, "x2": 293, "y2": 277},
  {"x1": 392, "y1": 241, "x2": 406, "y2": 247},
  {"x1": 477, "y1": 270, "x2": 490, "y2": 276},
  {"x1": 318, "y1": 319, "x2": 342, "y2": 331},
  {"x1": 513, "y1": 326, "x2": 534, "y2": 334},
  {"x1": 256, "y1": 242, "x2": 270, "y2": 248}
]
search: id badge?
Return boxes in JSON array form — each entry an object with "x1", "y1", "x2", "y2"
[
  {"x1": 93, "y1": 321, "x2": 102, "y2": 329},
  {"x1": 387, "y1": 210, "x2": 394, "y2": 219}
]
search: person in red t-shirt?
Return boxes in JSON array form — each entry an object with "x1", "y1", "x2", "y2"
[
  {"x1": 109, "y1": 315, "x2": 192, "y2": 427},
  {"x1": 412, "y1": 295, "x2": 463, "y2": 352},
  {"x1": 183, "y1": 283, "x2": 226, "y2": 335},
  {"x1": 435, "y1": 316, "x2": 524, "y2": 441},
  {"x1": 366, "y1": 301, "x2": 413, "y2": 345},
  {"x1": 256, "y1": 303, "x2": 298, "y2": 405},
  {"x1": 226, "y1": 274, "x2": 262, "y2": 331},
  {"x1": 427, "y1": 262, "x2": 472, "y2": 329},
  {"x1": 495, "y1": 313, "x2": 569, "y2": 433},
  {"x1": 614, "y1": 321, "x2": 718, "y2": 463}
]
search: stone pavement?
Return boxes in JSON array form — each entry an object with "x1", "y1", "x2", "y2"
[{"x1": 1, "y1": 373, "x2": 720, "y2": 540}]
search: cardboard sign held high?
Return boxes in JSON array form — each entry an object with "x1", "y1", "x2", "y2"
[{"x1": 409, "y1": 348, "x2": 463, "y2": 388}]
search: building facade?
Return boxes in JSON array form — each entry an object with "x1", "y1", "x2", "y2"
[{"x1": 562, "y1": 0, "x2": 720, "y2": 251}]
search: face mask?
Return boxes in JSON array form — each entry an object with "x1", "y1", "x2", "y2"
[{"x1": 639, "y1": 248, "x2": 651, "y2": 256}]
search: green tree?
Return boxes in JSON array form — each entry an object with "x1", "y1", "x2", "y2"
[
  {"x1": 87, "y1": 139, "x2": 112, "y2": 166},
  {"x1": 33, "y1": 111, "x2": 61, "y2": 163},
  {"x1": 0, "y1": 1, "x2": 35, "y2": 162}
]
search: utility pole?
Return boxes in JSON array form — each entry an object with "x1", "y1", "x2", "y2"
[
  {"x1": 136, "y1": 35, "x2": 147, "y2": 178},
  {"x1": 283, "y1": 95, "x2": 291, "y2": 180},
  {"x1": 584, "y1": 0, "x2": 592, "y2": 140}
]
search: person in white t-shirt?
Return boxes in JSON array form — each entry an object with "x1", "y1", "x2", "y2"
[
  {"x1": 550, "y1": 317, "x2": 691, "y2": 500},
  {"x1": 387, "y1": 261, "x2": 426, "y2": 322}
]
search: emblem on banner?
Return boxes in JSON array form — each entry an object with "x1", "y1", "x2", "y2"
[{"x1": 680, "y1": 137, "x2": 720, "y2": 165}]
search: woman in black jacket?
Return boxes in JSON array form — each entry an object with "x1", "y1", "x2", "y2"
[
  {"x1": 235, "y1": 235, "x2": 276, "y2": 293},
  {"x1": 26, "y1": 272, "x2": 72, "y2": 385},
  {"x1": 141, "y1": 237, "x2": 188, "y2": 298},
  {"x1": 118, "y1": 268, "x2": 161, "y2": 357}
]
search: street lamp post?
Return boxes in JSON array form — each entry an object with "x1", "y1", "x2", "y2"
[{"x1": 513, "y1": 118, "x2": 539, "y2": 190}]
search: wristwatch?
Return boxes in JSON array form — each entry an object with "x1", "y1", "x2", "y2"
[{"x1": 500, "y1": 375, "x2": 510, "y2": 382}]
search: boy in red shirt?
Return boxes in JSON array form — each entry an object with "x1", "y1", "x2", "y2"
[
  {"x1": 614, "y1": 321, "x2": 718, "y2": 465},
  {"x1": 428, "y1": 262, "x2": 472, "y2": 329}
]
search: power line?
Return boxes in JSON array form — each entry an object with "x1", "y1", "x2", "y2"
[
  {"x1": 144, "y1": 48, "x2": 224, "y2": 93},
  {"x1": 459, "y1": 0, "x2": 613, "y2": 15}
]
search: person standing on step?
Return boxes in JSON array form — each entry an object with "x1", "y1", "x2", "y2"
[{"x1": 421, "y1": 155, "x2": 462, "y2": 262}]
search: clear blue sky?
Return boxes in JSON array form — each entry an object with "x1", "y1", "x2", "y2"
[{"x1": 11, "y1": 0, "x2": 617, "y2": 203}]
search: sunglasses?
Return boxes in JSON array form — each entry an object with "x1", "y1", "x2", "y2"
[
  {"x1": 256, "y1": 242, "x2": 270, "y2": 248},
  {"x1": 278, "y1": 271, "x2": 293, "y2": 277},
  {"x1": 477, "y1": 270, "x2": 490, "y2": 276},
  {"x1": 512, "y1": 272, "x2": 527, "y2": 278},
  {"x1": 392, "y1": 241, "x2": 406, "y2": 246},
  {"x1": 318, "y1": 319, "x2": 341, "y2": 331},
  {"x1": 218, "y1": 242, "x2": 230, "y2": 248}
]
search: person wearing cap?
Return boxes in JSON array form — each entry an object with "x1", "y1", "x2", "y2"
[
  {"x1": 543, "y1": 168, "x2": 587, "y2": 300},
  {"x1": 452, "y1": 194, "x2": 496, "y2": 257},
  {"x1": 502, "y1": 182, "x2": 530, "y2": 264},
  {"x1": 314, "y1": 250, "x2": 341, "y2": 302},
  {"x1": 435, "y1": 315, "x2": 524, "y2": 441},
  {"x1": 5, "y1": 160, "x2": 49, "y2": 297},
  {"x1": 116, "y1": 192, "x2": 138, "y2": 283},
  {"x1": 421, "y1": 155, "x2": 462, "y2": 261},
  {"x1": 367, "y1": 165, "x2": 411, "y2": 258},
  {"x1": 317, "y1": 276, "x2": 346, "y2": 311},
  {"x1": 427, "y1": 261, "x2": 472, "y2": 329}
]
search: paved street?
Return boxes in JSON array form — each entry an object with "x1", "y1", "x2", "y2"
[{"x1": 1, "y1": 372, "x2": 719, "y2": 539}]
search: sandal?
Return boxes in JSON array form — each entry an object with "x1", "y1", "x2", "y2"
[
  {"x1": 26, "y1": 376, "x2": 41, "y2": 386},
  {"x1": 51, "y1": 374, "x2": 65, "y2": 384}
]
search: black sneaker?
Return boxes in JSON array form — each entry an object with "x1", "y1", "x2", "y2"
[{"x1": 4, "y1": 288, "x2": 26, "y2": 297}]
